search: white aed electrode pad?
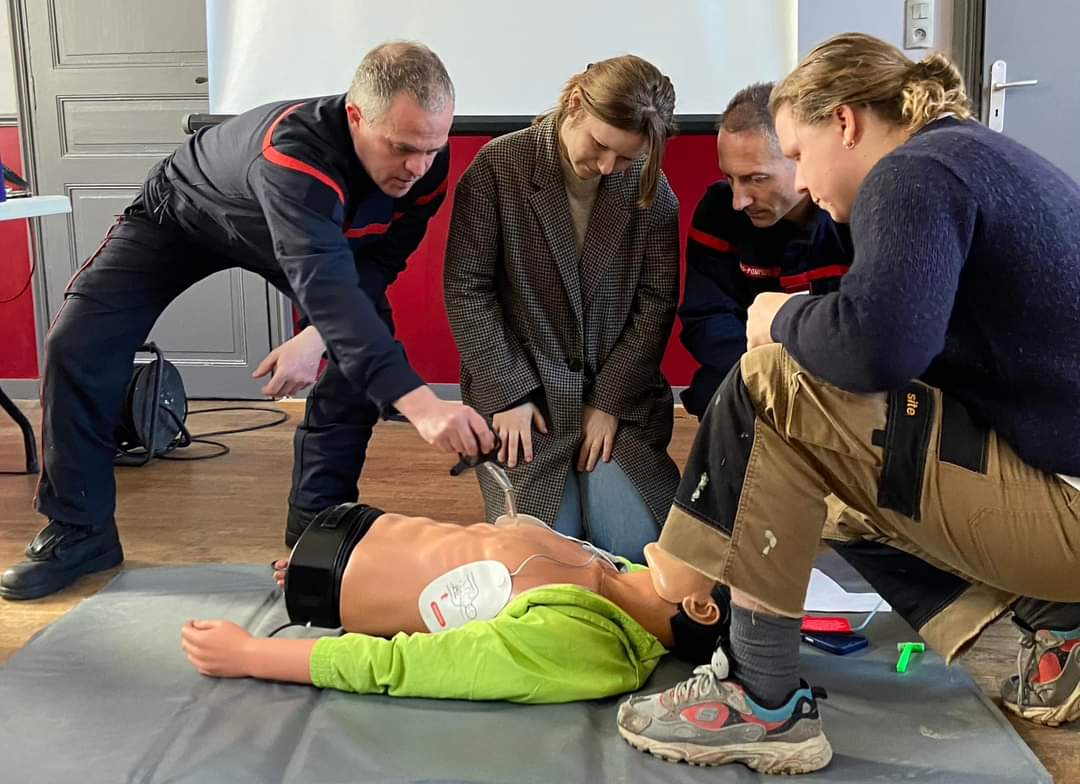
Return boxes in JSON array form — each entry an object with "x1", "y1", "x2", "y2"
[{"x1": 418, "y1": 560, "x2": 513, "y2": 632}]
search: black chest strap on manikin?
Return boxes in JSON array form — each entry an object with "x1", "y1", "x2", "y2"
[{"x1": 284, "y1": 503, "x2": 386, "y2": 629}]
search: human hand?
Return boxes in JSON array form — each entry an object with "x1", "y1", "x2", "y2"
[
  {"x1": 746, "y1": 292, "x2": 794, "y2": 350},
  {"x1": 394, "y1": 386, "x2": 496, "y2": 456},
  {"x1": 577, "y1": 405, "x2": 618, "y2": 472},
  {"x1": 181, "y1": 619, "x2": 255, "y2": 678},
  {"x1": 273, "y1": 557, "x2": 289, "y2": 589},
  {"x1": 492, "y1": 401, "x2": 548, "y2": 468},
  {"x1": 252, "y1": 326, "x2": 325, "y2": 397}
]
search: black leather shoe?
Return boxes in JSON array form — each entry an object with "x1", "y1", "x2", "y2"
[
  {"x1": 285, "y1": 504, "x2": 319, "y2": 549},
  {"x1": 0, "y1": 520, "x2": 124, "y2": 601}
]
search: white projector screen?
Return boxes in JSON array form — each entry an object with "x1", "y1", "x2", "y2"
[{"x1": 207, "y1": 0, "x2": 797, "y2": 117}]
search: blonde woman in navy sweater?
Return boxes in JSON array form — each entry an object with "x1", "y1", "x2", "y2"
[{"x1": 616, "y1": 33, "x2": 1080, "y2": 775}]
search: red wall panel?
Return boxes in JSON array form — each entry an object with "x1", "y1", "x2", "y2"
[
  {"x1": 659, "y1": 133, "x2": 723, "y2": 386},
  {"x1": 385, "y1": 135, "x2": 489, "y2": 384},
  {"x1": 0, "y1": 127, "x2": 38, "y2": 379},
  {"x1": 0, "y1": 131, "x2": 720, "y2": 387},
  {"x1": 387, "y1": 132, "x2": 720, "y2": 386}
]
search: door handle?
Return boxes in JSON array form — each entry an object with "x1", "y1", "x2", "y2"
[
  {"x1": 992, "y1": 79, "x2": 1038, "y2": 91},
  {"x1": 987, "y1": 60, "x2": 1039, "y2": 132},
  {"x1": 195, "y1": 76, "x2": 209, "y2": 85}
]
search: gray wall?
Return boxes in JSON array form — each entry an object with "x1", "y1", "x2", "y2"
[{"x1": 799, "y1": 0, "x2": 955, "y2": 58}]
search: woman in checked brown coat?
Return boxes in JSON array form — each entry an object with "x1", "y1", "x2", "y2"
[{"x1": 444, "y1": 56, "x2": 681, "y2": 563}]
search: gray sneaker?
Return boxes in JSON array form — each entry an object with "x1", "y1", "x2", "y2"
[
  {"x1": 1001, "y1": 627, "x2": 1080, "y2": 726},
  {"x1": 617, "y1": 647, "x2": 832, "y2": 775}
]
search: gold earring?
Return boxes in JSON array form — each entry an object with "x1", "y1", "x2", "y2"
[{"x1": 843, "y1": 139, "x2": 856, "y2": 150}]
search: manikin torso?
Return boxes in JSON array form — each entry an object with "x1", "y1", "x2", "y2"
[{"x1": 338, "y1": 514, "x2": 676, "y2": 646}]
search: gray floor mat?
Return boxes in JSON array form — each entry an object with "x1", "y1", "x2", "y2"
[{"x1": 0, "y1": 564, "x2": 1050, "y2": 783}]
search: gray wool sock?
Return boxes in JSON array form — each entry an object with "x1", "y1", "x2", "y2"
[{"x1": 727, "y1": 603, "x2": 802, "y2": 709}]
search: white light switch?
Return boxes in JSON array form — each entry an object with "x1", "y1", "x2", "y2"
[{"x1": 904, "y1": 0, "x2": 935, "y2": 48}]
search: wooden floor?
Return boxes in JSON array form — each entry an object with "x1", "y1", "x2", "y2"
[{"x1": 1, "y1": 400, "x2": 1076, "y2": 780}]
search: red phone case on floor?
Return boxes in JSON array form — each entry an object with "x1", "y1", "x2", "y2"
[{"x1": 801, "y1": 616, "x2": 854, "y2": 634}]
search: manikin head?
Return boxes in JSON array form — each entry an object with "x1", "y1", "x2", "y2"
[
  {"x1": 645, "y1": 543, "x2": 731, "y2": 663},
  {"x1": 345, "y1": 41, "x2": 455, "y2": 198}
]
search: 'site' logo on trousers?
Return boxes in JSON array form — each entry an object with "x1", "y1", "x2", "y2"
[{"x1": 906, "y1": 392, "x2": 919, "y2": 417}]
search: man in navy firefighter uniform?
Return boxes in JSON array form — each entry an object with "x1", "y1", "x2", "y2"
[
  {"x1": 679, "y1": 83, "x2": 853, "y2": 418},
  {"x1": 1, "y1": 42, "x2": 494, "y2": 601}
]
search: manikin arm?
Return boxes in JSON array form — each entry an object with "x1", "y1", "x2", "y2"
[
  {"x1": 181, "y1": 590, "x2": 665, "y2": 703},
  {"x1": 306, "y1": 597, "x2": 662, "y2": 702}
]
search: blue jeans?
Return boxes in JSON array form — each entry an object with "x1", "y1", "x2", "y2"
[{"x1": 551, "y1": 459, "x2": 658, "y2": 564}]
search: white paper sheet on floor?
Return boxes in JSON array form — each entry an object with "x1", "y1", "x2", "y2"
[{"x1": 805, "y1": 568, "x2": 892, "y2": 613}]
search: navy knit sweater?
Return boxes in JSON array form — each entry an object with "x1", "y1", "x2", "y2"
[{"x1": 772, "y1": 117, "x2": 1080, "y2": 476}]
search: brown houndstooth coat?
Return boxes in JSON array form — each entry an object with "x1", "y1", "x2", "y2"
[{"x1": 444, "y1": 114, "x2": 681, "y2": 527}]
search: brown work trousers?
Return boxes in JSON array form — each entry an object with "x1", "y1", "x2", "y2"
[{"x1": 661, "y1": 344, "x2": 1080, "y2": 661}]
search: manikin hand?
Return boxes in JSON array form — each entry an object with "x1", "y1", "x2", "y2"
[
  {"x1": 181, "y1": 619, "x2": 254, "y2": 678},
  {"x1": 492, "y1": 401, "x2": 548, "y2": 468},
  {"x1": 394, "y1": 386, "x2": 496, "y2": 456},
  {"x1": 746, "y1": 292, "x2": 795, "y2": 350},
  {"x1": 252, "y1": 325, "x2": 326, "y2": 397},
  {"x1": 577, "y1": 405, "x2": 618, "y2": 472},
  {"x1": 182, "y1": 616, "x2": 317, "y2": 685}
]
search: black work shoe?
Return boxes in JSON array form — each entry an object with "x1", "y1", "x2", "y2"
[
  {"x1": 0, "y1": 520, "x2": 124, "y2": 601},
  {"x1": 285, "y1": 504, "x2": 319, "y2": 549}
]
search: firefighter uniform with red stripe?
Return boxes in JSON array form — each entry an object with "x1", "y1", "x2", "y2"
[
  {"x1": 34, "y1": 94, "x2": 449, "y2": 538},
  {"x1": 678, "y1": 180, "x2": 852, "y2": 417}
]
